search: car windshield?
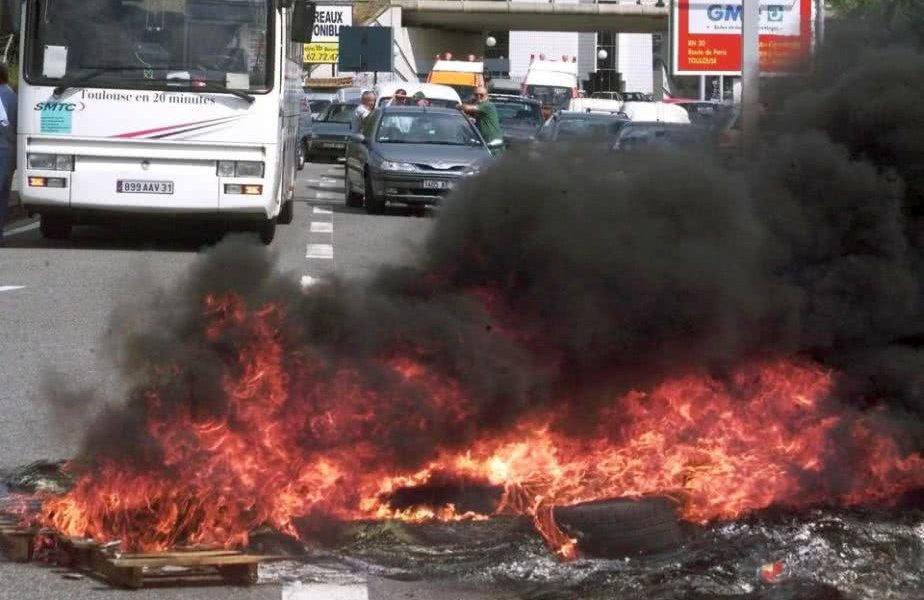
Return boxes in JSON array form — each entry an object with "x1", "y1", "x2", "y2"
[
  {"x1": 495, "y1": 102, "x2": 543, "y2": 127},
  {"x1": 557, "y1": 117, "x2": 628, "y2": 139},
  {"x1": 25, "y1": 0, "x2": 272, "y2": 91},
  {"x1": 309, "y1": 100, "x2": 332, "y2": 113},
  {"x1": 320, "y1": 104, "x2": 357, "y2": 123},
  {"x1": 526, "y1": 85, "x2": 572, "y2": 109},
  {"x1": 376, "y1": 112, "x2": 483, "y2": 146}
]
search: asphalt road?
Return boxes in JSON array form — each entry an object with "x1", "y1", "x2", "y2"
[{"x1": 0, "y1": 162, "x2": 516, "y2": 599}]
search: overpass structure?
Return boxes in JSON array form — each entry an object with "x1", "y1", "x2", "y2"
[
  {"x1": 392, "y1": 0, "x2": 669, "y2": 34},
  {"x1": 357, "y1": 0, "x2": 670, "y2": 83}
]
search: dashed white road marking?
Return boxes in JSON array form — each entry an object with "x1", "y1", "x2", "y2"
[
  {"x1": 300, "y1": 275, "x2": 320, "y2": 289},
  {"x1": 3, "y1": 221, "x2": 40, "y2": 237},
  {"x1": 312, "y1": 206, "x2": 332, "y2": 215},
  {"x1": 310, "y1": 221, "x2": 333, "y2": 233},
  {"x1": 0, "y1": 286, "x2": 26, "y2": 293},
  {"x1": 283, "y1": 583, "x2": 368, "y2": 600},
  {"x1": 306, "y1": 243, "x2": 333, "y2": 259}
]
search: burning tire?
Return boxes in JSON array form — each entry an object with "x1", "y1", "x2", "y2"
[{"x1": 553, "y1": 497, "x2": 682, "y2": 558}]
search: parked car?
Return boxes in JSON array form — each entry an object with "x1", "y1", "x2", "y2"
[
  {"x1": 344, "y1": 106, "x2": 495, "y2": 213},
  {"x1": 305, "y1": 102, "x2": 357, "y2": 162},
  {"x1": 536, "y1": 111, "x2": 630, "y2": 143},
  {"x1": 491, "y1": 95, "x2": 544, "y2": 146},
  {"x1": 612, "y1": 122, "x2": 708, "y2": 152},
  {"x1": 671, "y1": 101, "x2": 736, "y2": 129}
]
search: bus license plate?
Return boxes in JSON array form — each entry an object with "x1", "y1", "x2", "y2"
[
  {"x1": 423, "y1": 180, "x2": 451, "y2": 190},
  {"x1": 117, "y1": 180, "x2": 175, "y2": 194}
]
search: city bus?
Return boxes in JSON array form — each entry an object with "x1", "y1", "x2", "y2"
[{"x1": 10, "y1": 0, "x2": 314, "y2": 244}]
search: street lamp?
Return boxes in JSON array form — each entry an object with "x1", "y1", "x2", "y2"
[
  {"x1": 486, "y1": 36, "x2": 497, "y2": 48},
  {"x1": 597, "y1": 49, "x2": 608, "y2": 61}
]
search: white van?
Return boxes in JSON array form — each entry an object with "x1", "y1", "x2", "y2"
[
  {"x1": 373, "y1": 83, "x2": 462, "y2": 109},
  {"x1": 567, "y1": 98, "x2": 625, "y2": 115},
  {"x1": 621, "y1": 102, "x2": 691, "y2": 124},
  {"x1": 522, "y1": 55, "x2": 579, "y2": 110}
]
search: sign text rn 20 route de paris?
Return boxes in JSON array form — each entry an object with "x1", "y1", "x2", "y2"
[{"x1": 672, "y1": 0, "x2": 816, "y2": 76}]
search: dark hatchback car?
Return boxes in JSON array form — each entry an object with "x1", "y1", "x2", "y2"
[
  {"x1": 490, "y1": 94, "x2": 544, "y2": 146},
  {"x1": 536, "y1": 111, "x2": 630, "y2": 143},
  {"x1": 304, "y1": 102, "x2": 356, "y2": 162},
  {"x1": 612, "y1": 122, "x2": 707, "y2": 151},
  {"x1": 344, "y1": 106, "x2": 494, "y2": 214}
]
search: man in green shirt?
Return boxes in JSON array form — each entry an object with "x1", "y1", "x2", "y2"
[{"x1": 457, "y1": 86, "x2": 504, "y2": 151}]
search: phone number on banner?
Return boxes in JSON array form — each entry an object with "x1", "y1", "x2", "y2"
[{"x1": 304, "y1": 43, "x2": 339, "y2": 64}]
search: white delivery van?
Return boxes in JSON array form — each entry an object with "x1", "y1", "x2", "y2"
[
  {"x1": 566, "y1": 98, "x2": 625, "y2": 115},
  {"x1": 522, "y1": 55, "x2": 579, "y2": 111},
  {"x1": 621, "y1": 102, "x2": 691, "y2": 124}
]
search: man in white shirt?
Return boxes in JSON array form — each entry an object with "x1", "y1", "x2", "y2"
[{"x1": 351, "y1": 91, "x2": 376, "y2": 132}]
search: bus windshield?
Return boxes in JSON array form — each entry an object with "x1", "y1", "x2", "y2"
[{"x1": 24, "y1": 0, "x2": 273, "y2": 92}]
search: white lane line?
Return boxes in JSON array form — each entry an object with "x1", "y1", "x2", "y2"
[
  {"x1": 3, "y1": 221, "x2": 40, "y2": 237},
  {"x1": 310, "y1": 221, "x2": 333, "y2": 233},
  {"x1": 283, "y1": 583, "x2": 368, "y2": 600},
  {"x1": 313, "y1": 207, "x2": 332, "y2": 215},
  {"x1": 0, "y1": 286, "x2": 26, "y2": 293},
  {"x1": 306, "y1": 243, "x2": 333, "y2": 259},
  {"x1": 300, "y1": 275, "x2": 320, "y2": 289}
]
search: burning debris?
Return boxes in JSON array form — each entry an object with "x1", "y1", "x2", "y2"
[{"x1": 3, "y1": 15, "x2": 924, "y2": 598}]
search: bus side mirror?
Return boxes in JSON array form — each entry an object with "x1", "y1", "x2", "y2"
[{"x1": 291, "y1": 0, "x2": 316, "y2": 44}]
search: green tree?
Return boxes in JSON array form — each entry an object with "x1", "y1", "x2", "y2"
[{"x1": 829, "y1": 0, "x2": 924, "y2": 38}]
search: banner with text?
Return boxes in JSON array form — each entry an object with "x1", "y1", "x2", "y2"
[
  {"x1": 672, "y1": 0, "x2": 815, "y2": 75},
  {"x1": 304, "y1": 5, "x2": 352, "y2": 64}
]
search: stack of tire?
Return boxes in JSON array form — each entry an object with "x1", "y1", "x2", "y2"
[{"x1": 553, "y1": 496, "x2": 683, "y2": 558}]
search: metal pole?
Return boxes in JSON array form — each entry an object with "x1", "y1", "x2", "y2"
[
  {"x1": 741, "y1": 0, "x2": 761, "y2": 144},
  {"x1": 719, "y1": 75, "x2": 724, "y2": 101},
  {"x1": 699, "y1": 75, "x2": 706, "y2": 101}
]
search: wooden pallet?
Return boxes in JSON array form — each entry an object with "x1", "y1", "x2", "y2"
[
  {"x1": 0, "y1": 514, "x2": 37, "y2": 562},
  {"x1": 48, "y1": 534, "x2": 272, "y2": 589},
  {"x1": 91, "y1": 549, "x2": 265, "y2": 589}
]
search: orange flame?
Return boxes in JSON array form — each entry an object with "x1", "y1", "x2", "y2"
[{"x1": 40, "y1": 295, "x2": 924, "y2": 555}]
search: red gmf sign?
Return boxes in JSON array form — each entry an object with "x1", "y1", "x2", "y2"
[{"x1": 672, "y1": 0, "x2": 815, "y2": 75}]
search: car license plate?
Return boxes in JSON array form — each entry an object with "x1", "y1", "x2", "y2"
[
  {"x1": 323, "y1": 142, "x2": 344, "y2": 149},
  {"x1": 117, "y1": 180, "x2": 174, "y2": 194},
  {"x1": 423, "y1": 180, "x2": 452, "y2": 190}
]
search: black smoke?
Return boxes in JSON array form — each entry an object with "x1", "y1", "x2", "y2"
[{"x1": 62, "y1": 19, "x2": 924, "y2": 477}]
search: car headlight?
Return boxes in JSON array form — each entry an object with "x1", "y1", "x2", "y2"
[
  {"x1": 28, "y1": 153, "x2": 74, "y2": 171},
  {"x1": 381, "y1": 160, "x2": 417, "y2": 172},
  {"x1": 216, "y1": 161, "x2": 265, "y2": 178},
  {"x1": 462, "y1": 165, "x2": 480, "y2": 176}
]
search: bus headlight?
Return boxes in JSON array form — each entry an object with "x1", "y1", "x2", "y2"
[
  {"x1": 235, "y1": 161, "x2": 265, "y2": 178},
  {"x1": 216, "y1": 161, "x2": 265, "y2": 178},
  {"x1": 28, "y1": 153, "x2": 74, "y2": 171}
]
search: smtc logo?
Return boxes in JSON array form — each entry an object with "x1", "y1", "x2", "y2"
[{"x1": 707, "y1": 4, "x2": 784, "y2": 22}]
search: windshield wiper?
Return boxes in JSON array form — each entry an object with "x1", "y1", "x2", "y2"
[
  {"x1": 168, "y1": 78, "x2": 255, "y2": 104},
  {"x1": 53, "y1": 66, "x2": 141, "y2": 96}
]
